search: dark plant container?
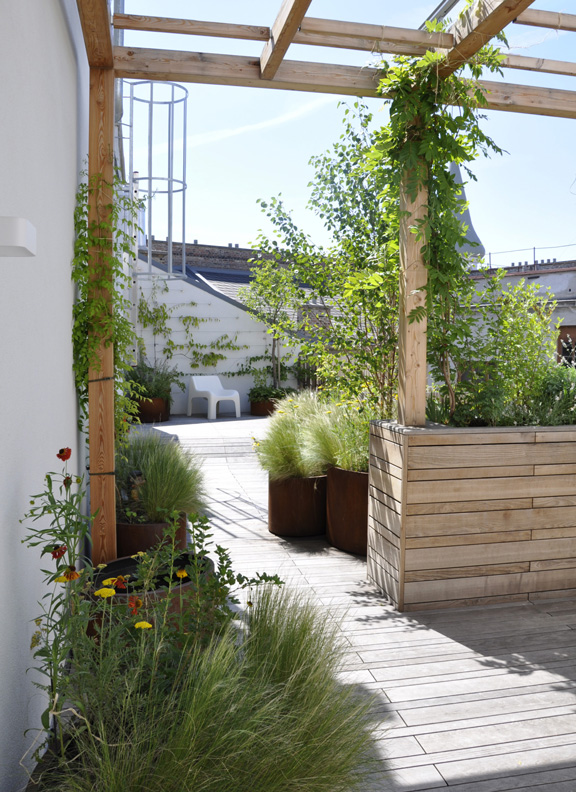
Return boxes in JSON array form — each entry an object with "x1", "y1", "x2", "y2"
[
  {"x1": 268, "y1": 476, "x2": 327, "y2": 537},
  {"x1": 137, "y1": 396, "x2": 170, "y2": 423},
  {"x1": 326, "y1": 467, "x2": 369, "y2": 556},
  {"x1": 250, "y1": 399, "x2": 275, "y2": 416},
  {"x1": 116, "y1": 511, "x2": 188, "y2": 557}
]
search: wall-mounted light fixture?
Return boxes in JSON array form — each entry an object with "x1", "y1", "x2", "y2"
[{"x1": 0, "y1": 217, "x2": 37, "y2": 257}]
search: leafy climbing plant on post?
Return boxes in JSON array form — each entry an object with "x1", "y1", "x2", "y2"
[
  {"x1": 71, "y1": 172, "x2": 143, "y2": 442},
  {"x1": 368, "y1": 29, "x2": 506, "y2": 419}
]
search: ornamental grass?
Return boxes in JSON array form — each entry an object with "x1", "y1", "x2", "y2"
[
  {"x1": 39, "y1": 588, "x2": 377, "y2": 792},
  {"x1": 116, "y1": 431, "x2": 205, "y2": 522}
]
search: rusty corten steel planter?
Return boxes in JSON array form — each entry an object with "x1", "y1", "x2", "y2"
[
  {"x1": 268, "y1": 476, "x2": 327, "y2": 537},
  {"x1": 327, "y1": 467, "x2": 368, "y2": 556},
  {"x1": 116, "y1": 512, "x2": 188, "y2": 557}
]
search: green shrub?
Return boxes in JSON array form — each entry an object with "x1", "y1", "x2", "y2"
[{"x1": 116, "y1": 432, "x2": 205, "y2": 522}]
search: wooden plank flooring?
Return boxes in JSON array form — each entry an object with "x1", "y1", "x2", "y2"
[{"x1": 156, "y1": 416, "x2": 576, "y2": 792}]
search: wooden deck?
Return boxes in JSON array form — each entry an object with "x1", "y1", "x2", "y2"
[{"x1": 157, "y1": 416, "x2": 576, "y2": 791}]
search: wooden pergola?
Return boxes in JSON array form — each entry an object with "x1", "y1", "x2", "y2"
[{"x1": 76, "y1": 0, "x2": 576, "y2": 564}]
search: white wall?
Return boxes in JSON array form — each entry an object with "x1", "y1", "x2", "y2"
[
  {"x1": 0, "y1": 1, "x2": 88, "y2": 788},
  {"x1": 135, "y1": 272, "x2": 297, "y2": 414}
]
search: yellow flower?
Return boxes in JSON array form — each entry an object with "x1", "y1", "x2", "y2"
[
  {"x1": 96, "y1": 563, "x2": 108, "y2": 570},
  {"x1": 176, "y1": 569, "x2": 188, "y2": 579},
  {"x1": 135, "y1": 621, "x2": 152, "y2": 630},
  {"x1": 102, "y1": 578, "x2": 116, "y2": 586},
  {"x1": 30, "y1": 631, "x2": 42, "y2": 649},
  {"x1": 94, "y1": 587, "x2": 116, "y2": 598},
  {"x1": 131, "y1": 551, "x2": 146, "y2": 559}
]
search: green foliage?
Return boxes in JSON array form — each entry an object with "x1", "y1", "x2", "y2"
[
  {"x1": 72, "y1": 172, "x2": 143, "y2": 443},
  {"x1": 115, "y1": 432, "x2": 205, "y2": 523},
  {"x1": 237, "y1": 259, "x2": 301, "y2": 388},
  {"x1": 124, "y1": 359, "x2": 184, "y2": 405},
  {"x1": 247, "y1": 384, "x2": 296, "y2": 402},
  {"x1": 426, "y1": 272, "x2": 560, "y2": 426},
  {"x1": 253, "y1": 103, "x2": 398, "y2": 416},
  {"x1": 137, "y1": 277, "x2": 246, "y2": 372}
]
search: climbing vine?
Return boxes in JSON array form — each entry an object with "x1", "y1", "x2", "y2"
[
  {"x1": 137, "y1": 277, "x2": 247, "y2": 371},
  {"x1": 367, "y1": 25, "x2": 506, "y2": 417},
  {"x1": 71, "y1": 171, "x2": 143, "y2": 440}
]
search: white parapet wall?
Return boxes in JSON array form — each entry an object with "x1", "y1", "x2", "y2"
[{"x1": 135, "y1": 271, "x2": 298, "y2": 415}]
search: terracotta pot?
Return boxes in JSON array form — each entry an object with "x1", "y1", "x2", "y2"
[
  {"x1": 116, "y1": 512, "x2": 188, "y2": 557},
  {"x1": 137, "y1": 396, "x2": 170, "y2": 423},
  {"x1": 326, "y1": 467, "x2": 368, "y2": 556},
  {"x1": 268, "y1": 476, "x2": 327, "y2": 537},
  {"x1": 250, "y1": 399, "x2": 276, "y2": 416}
]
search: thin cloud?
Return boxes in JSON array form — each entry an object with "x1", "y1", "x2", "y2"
[{"x1": 185, "y1": 95, "x2": 339, "y2": 149}]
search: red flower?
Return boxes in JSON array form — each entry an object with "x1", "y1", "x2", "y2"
[
  {"x1": 63, "y1": 566, "x2": 80, "y2": 581},
  {"x1": 128, "y1": 596, "x2": 142, "y2": 615},
  {"x1": 63, "y1": 476, "x2": 72, "y2": 490},
  {"x1": 112, "y1": 575, "x2": 128, "y2": 590},
  {"x1": 51, "y1": 545, "x2": 67, "y2": 560},
  {"x1": 57, "y1": 448, "x2": 72, "y2": 461}
]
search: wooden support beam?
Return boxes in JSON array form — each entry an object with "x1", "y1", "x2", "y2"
[
  {"x1": 503, "y1": 53, "x2": 576, "y2": 78},
  {"x1": 114, "y1": 47, "x2": 576, "y2": 118},
  {"x1": 88, "y1": 67, "x2": 117, "y2": 566},
  {"x1": 438, "y1": 0, "x2": 536, "y2": 77},
  {"x1": 112, "y1": 12, "x2": 449, "y2": 56},
  {"x1": 398, "y1": 167, "x2": 428, "y2": 428},
  {"x1": 515, "y1": 8, "x2": 576, "y2": 32},
  {"x1": 299, "y1": 17, "x2": 454, "y2": 48},
  {"x1": 113, "y1": 13, "x2": 270, "y2": 42},
  {"x1": 77, "y1": 0, "x2": 113, "y2": 68},
  {"x1": 260, "y1": 0, "x2": 313, "y2": 80}
]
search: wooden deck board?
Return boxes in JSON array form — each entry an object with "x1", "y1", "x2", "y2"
[{"x1": 151, "y1": 416, "x2": 576, "y2": 792}]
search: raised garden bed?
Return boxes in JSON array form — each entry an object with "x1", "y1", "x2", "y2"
[{"x1": 368, "y1": 421, "x2": 576, "y2": 611}]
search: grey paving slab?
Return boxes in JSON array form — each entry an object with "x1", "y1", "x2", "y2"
[{"x1": 151, "y1": 416, "x2": 576, "y2": 792}]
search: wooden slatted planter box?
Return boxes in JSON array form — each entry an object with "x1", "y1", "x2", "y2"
[{"x1": 368, "y1": 421, "x2": 576, "y2": 611}]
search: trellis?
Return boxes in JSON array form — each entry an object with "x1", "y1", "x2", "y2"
[{"x1": 75, "y1": 0, "x2": 576, "y2": 564}]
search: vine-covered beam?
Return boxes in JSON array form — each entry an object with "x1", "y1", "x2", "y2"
[{"x1": 438, "y1": 0, "x2": 536, "y2": 77}]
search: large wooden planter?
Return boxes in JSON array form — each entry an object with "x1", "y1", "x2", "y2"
[{"x1": 368, "y1": 421, "x2": 576, "y2": 611}]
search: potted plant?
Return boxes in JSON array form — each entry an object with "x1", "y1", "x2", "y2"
[
  {"x1": 124, "y1": 359, "x2": 184, "y2": 423},
  {"x1": 305, "y1": 400, "x2": 371, "y2": 556},
  {"x1": 248, "y1": 384, "x2": 296, "y2": 416},
  {"x1": 115, "y1": 432, "x2": 205, "y2": 556},
  {"x1": 255, "y1": 391, "x2": 328, "y2": 536}
]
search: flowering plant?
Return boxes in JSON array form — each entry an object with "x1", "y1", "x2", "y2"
[
  {"x1": 22, "y1": 450, "x2": 282, "y2": 773},
  {"x1": 21, "y1": 448, "x2": 92, "y2": 753}
]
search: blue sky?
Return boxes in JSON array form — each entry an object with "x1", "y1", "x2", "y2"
[{"x1": 122, "y1": 0, "x2": 576, "y2": 266}]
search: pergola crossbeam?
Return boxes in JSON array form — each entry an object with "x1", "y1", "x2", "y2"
[
  {"x1": 114, "y1": 46, "x2": 576, "y2": 118},
  {"x1": 113, "y1": 14, "x2": 270, "y2": 42},
  {"x1": 514, "y1": 8, "x2": 576, "y2": 32},
  {"x1": 503, "y1": 53, "x2": 576, "y2": 78},
  {"x1": 438, "y1": 0, "x2": 536, "y2": 77},
  {"x1": 260, "y1": 0, "x2": 313, "y2": 80}
]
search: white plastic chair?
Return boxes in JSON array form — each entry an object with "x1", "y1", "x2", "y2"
[{"x1": 187, "y1": 375, "x2": 241, "y2": 420}]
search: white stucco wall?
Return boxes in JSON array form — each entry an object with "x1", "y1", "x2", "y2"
[
  {"x1": 135, "y1": 272, "x2": 297, "y2": 415},
  {"x1": 0, "y1": 1, "x2": 88, "y2": 788}
]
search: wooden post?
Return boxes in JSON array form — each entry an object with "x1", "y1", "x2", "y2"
[
  {"x1": 88, "y1": 66, "x2": 117, "y2": 565},
  {"x1": 397, "y1": 165, "x2": 428, "y2": 426}
]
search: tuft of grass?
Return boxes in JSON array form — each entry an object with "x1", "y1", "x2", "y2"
[
  {"x1": 37, "y1": 587, "x2": 378, "y2": 792},
  {"x1": 116, "y1": 432, "x2": 205, "y2": 522}
]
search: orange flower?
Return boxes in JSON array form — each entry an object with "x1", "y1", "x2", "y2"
[
  {"x1": 64, "y1": 566, "x2": 80, "y2": 581},
  {"x1": 128, "y1": 596, "x2": 142, "y2": 615}
]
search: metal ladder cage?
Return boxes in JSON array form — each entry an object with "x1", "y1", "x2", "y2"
[{"x1": 123, "y1": 80, "x2": 189, "y2": 279}]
